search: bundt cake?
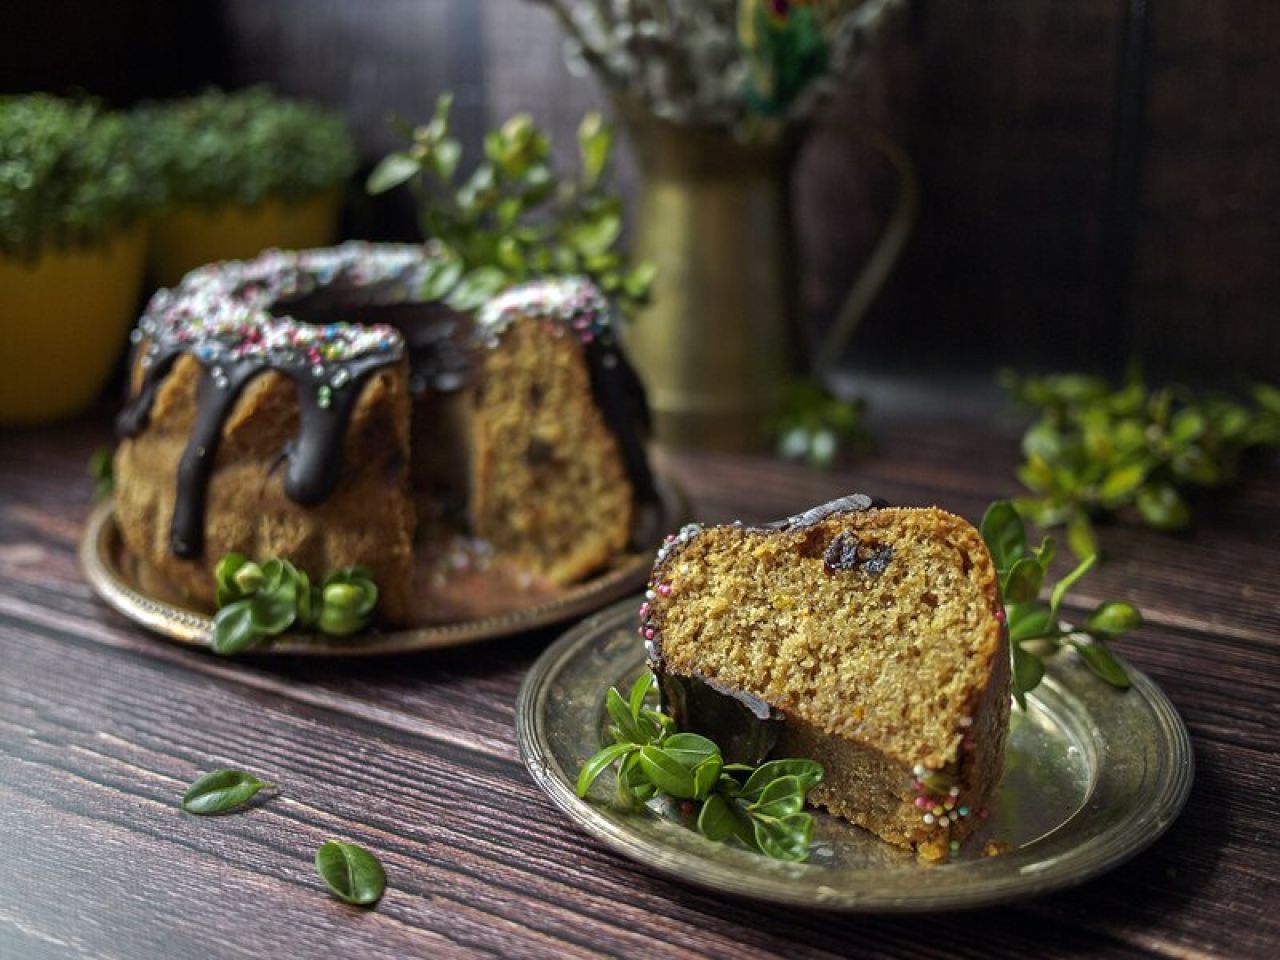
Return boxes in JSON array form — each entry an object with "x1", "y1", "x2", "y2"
[
  {"x1": 113, "y1": 242, "x2": 656, "y2": 626},
  {"x1": 640, "y1": 495, "x2": 1009, "y2": 861}
]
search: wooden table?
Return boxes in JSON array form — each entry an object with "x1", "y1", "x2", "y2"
[{"x1": 2, "y1": 403, "x2": 1277, "y2": 959}]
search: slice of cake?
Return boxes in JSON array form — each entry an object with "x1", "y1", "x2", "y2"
[{"x1": 640, "y1": 495, "x2": 1009, "y2": 860}]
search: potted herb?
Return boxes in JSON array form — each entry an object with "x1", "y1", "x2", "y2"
[
  {"x1": 0, "y1": 94, "x2": 151, "y2": 423},
  {"x1": 133, "y1": 87, "x2": 357, "y2": 286}
]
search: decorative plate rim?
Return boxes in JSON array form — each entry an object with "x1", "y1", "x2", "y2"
[
  {"x1": 515, "y1": 597, "x2": 1195, "y2": 913},
  {"x1": 79, "y1": 476, "x2": 688, "y2": 657}
]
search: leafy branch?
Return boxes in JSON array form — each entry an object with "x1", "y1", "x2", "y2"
[
  {"x1": 578, "y1": 674, "x2": 823, "y2": 862},
  {"x1": 1004, "y1": 371, "x2": 1280, "y2": 559},
  {"x1": 980, "y1": 501, "x2": 1141, "y2": 709},
  {"x1": 367, "y1": 94, "x2": 654, "y2": 316},
  {"x1": 212, "y1": 554, "x2": 378, "y2": 655}
]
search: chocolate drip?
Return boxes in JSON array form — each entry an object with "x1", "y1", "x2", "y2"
[
  {"x1": 116, "y1": 346, "x2": 181, "y2": 439},
  {"x1": 284, "y1": 356, "x2": 395, "y2": 505},
  {"x1": 583, "y1": 336, "x2": 659, "y2": 506},
  {"x1": 656, "y1": 671, "x2": 783, "y2": 766},
  {"x1": 169, "y1": 360, "x2": 261, "y2": 557}
]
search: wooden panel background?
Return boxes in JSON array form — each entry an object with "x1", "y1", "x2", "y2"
[{"x1": 3, "y1": 0, "x2": 1277, "y2": 384}]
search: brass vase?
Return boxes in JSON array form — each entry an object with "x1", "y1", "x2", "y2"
[
  {"x1": 619, "y1": 103, "x2": 797, "y2": 451},
  {"x1": 617, "y1": 101, "x2": 916, "y2": 452}
]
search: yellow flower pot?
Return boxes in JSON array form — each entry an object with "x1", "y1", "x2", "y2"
[
  {"x1": 0, "y1": 226, "x2": 147, "y2": 424},
  {"x1": 149, "y1": 191, "x2": 342, "y2": 288}
]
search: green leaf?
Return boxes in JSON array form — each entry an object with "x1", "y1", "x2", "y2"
[
  {"x1": 576, "y1": 742, "x2": 636, "y2": 798},
  {"x1": 89, "y1": 446, "x2": 114, "y2": 501},
  {"x1": 1084, "y1": 600, "x2": 1143, "y2": 636},
  {"x1": 214, "y1": 552, "x2": 252, "y2": 606},
  {"x1": 1066, "y1": 509, "x2": 1098, "y2": 561},
  {"x1": 637, "y1": 746, "x2": 698, "y2": 799},
  {"x1": 751, "y1": 812, "x2": 813, "y2": 862},
  {"x1": 1100, "y1": 462, "x2": 1148, "y2": 505},
  {"x1": 428, "y1": 138, "x2": 461, "y2": 181},
  {"x1": 446, "y1": 266, "x2": 509, "y2": 311},
  {"x1": 249, "y1": 568, "x2": 298, "y2": 634},
  {"x1": 182, "y1": 769, "x2": 275, "y2": 815},
  {"x1": 420, "y1": 256, "x2": 464, "y2": 302},
  {"x1": 623, "y1": 261, "x2": 657, "y2": 301},
  {"x1": 980, "y1": 501, "x2": 1026, "y2": 573},
  {"x1": 211, "y1": 600, "x2": 262, "y2": 655},
  {"x1": 1070, "y1": 637, "x2": 1132, "y2": 689},
  {"x1": 697, "y1": 793, "x2": 741, "y2": 842},
  {"x1": 627, "y1": 672, "x2": 654, "y2": 721},
  {"x1": 660, "y1": 733, "x2": 722, "y2": 771},
  {"x1": 577, "y1": 112, "x2": 612, "y2": 188},
  {"x1": 366, "y1": 151, "x2": 420, "y2": 194},
  {"x1": 1049, "y1": 551, "x2": 1096, "y2": 617},
  {"x1": 1011, "y1": 643, "x2": 1046, "y2": 708},
  {"x1": 740, "y1": 759, "x2": 824, "y2": 798},
  {"x1": 1007, "y1": 603, "x2": 1058, "y2": 644},
  {"x1": 567, "y1": 212, "x2": 622, "y2": 258},
  {"x1": 1002, "y1": 557, "x2": 1044, "y2": 604},
  {"x1": 606, "y1": 687, "x2": 646, "y2": 745},
  {"x1": 747, "y1": 776, "x2": 806, "y2": 818},
  {"x1": 692, "y1": 756, "x2": 724, "y2": 800},
  {"x1": 314, "y1": 840, "x2": 386, "y2": 907},
  {"x1": 1136, "y1": 485, "x2": 1191, "y2": 530}
]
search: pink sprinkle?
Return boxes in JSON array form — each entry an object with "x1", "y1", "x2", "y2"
[
  {"x1": 644, "y1": 628, "x2": 655, "y2": 640},
  {"x1": 639, "y1": 602, "x2": 650, "y2": 617},
  {"x1": 978, "y1": 808, "x2": 989, "y2": 821},
  {"x1": 915, "y1": 797, "x2": 928, "y2": 809},
  {"x1": 658, "y1": 584, "x2": 672, "y2": 597},
  {"x1": 995, "y1": 608, "x2": 1007, "y2": 623}
]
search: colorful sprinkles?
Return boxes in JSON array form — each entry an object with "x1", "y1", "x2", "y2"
[
  {"x1": 132, "y1": 242, "x2": 428, "y2": 390},
  {"x1": 475, "y1": 276, "x2": 613, "y2": 348},
  {"x1": 910, "y1": 764, "x2": 972, "y2": 830}
]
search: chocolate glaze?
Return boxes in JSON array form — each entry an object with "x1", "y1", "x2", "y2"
[
  {"x1": 583, "y1": 334, "x2": 659, "y2": 506},
  {"x1": 116, "y1": 245, "x2": 658, "y2": 561},
  {"x1": 658, "y1": 672, "x2": 783, "y2": 766}
]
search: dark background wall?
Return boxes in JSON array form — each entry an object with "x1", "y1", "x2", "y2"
[{"x1": 6, "y1": 0, "x2": 1277, "y2": 385}]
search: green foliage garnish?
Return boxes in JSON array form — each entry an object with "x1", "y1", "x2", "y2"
[
  {"x1": 0, "y1": 95, "x2": 152, "y2": 258},
  {"x1": 367, "y1": 94, "x2": 655, "y2": 317},
  {"x1": 212, "y1": 554, "x2": 378, "y2": 654},
  {"x1": 1004, "y1": 371, "x2": 1280, "y2": 558},
  {"x1": 130, "y1": 87, "x2": 356, "y2": 208},
  {"x1": 774, "y1": 379, "x2": 872, "y2": 469},
  {"x1": 182, "y1": 768, "x2": 276, "y2": 815},
  {"x1": 314, "y1": 840, "x2": 386, "y2": 907},
  {"x1": 981, "y1": 501, "x2": 1140, "y2": 709},
  {"x1": 577, "y1": 674, "x2": 823, "y2": 862},
  {"x1": 88, "y1": 446, "x2": 114, "y2": 502}
]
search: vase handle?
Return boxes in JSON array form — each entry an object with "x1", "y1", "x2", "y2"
[{"x1": 812, "y1": 128, "x2": 919, "y2": 381}]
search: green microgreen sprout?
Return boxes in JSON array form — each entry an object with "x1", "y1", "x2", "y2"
[
  {"x1": 980, "y1": 500, "x2": 1141, "y2": 709},
  {"x1": 366, "y1": 93, "x2": 655, "y2": 318},
  {"x1": 774, "y1": 378, "x2": 873, "y2": 469},
  {"x1": 577, "y1": 673, "x2": 824, "y2": 862},
  {"x1": 211, "y1": 554, "x2": 378, "y2": 655},
  {"x1": 1003, "y1": 371, "x2": 1280, "y2": 558}
]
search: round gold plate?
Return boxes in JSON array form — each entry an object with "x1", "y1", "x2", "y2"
[
  {"x1": 516, "y1": 598, "x2": 1194, "y2": 912},
  {"x1": 80, "y1": 478, "x2": 688, "y2": 656}
]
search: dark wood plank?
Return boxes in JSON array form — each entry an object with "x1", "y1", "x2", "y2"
[
  {"x1": 6, "y1": 594, "x2": 1277, "y2": 958},
  {"x1": 3, "y1": 400, "x2": 1280, "y2": 958}
]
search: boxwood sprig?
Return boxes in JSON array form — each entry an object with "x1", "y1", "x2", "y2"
[
  {"x1": 212, "y1": 554, "x2": 378, "y2": 655},
  {"x1": 1003, "y1": 371, "x2": 1280, "y2": 559},
  {"x1": 981, "y1": 501, "x2": 1141, "y2": 709},
  {"x1": 577, "y1": 674, "x2": 824, "y2": 862}
]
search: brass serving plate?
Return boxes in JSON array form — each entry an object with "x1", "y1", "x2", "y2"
[
  {"x1": 80, "y1": 478, "x2": 688, "y2": 656},
  {"x1": 516, "y1": 598, "x2": 1194, "y2": 912}
]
